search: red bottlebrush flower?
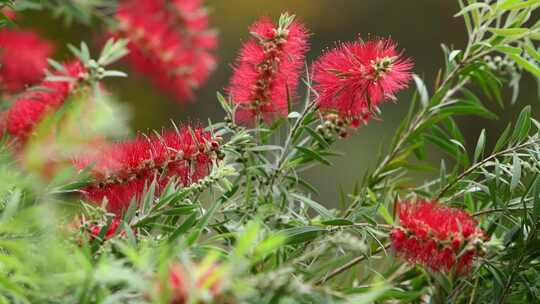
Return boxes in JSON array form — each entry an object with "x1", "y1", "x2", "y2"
[
  {"x1": 0, "y1": 29, "x2": 54, "y2": 93},
  {"x1": 228, "y1": 14, "x2": 309, "y2": 123},
  {"x1": 88, "y1": 218, "x2": 124, "y2": 241},
  {"x1": 1, "y1": 61, "x2": 86, "y2": 143},
  {"x1": 390, "y1": 200, "x2": 488, "y2": 274},
  {"x1": 115, "y1": 0, "x2": 217, "y2": 102},
  {"x1": 313, "y1": 38, "x2": 412, "y2": 127},
  {"x1": 74, "y1": 127, "x2": 220, "y2": 215}
]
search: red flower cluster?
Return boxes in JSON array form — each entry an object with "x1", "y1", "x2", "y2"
[
  {"x1": 390, "y1": 200, "x2": 487, "y2": 274},
  {"x1": 313, "y1": 38, "x2": 412, "y2": 127},
  {"x1": 1, "y1": 61, "x2": 86, "y2": 143},
  {"x1": 228, "y1": 14, "x2": 309, "y2": 123},
  {"x1": 116, "y1": 0, "x2": 217, "y2": 102},
  {"x1": 73, "y1": 127, "x2": 220, "y2": 215},
  {"x1": 0, "y1": 29, "x2": 54, "y2": 93}
]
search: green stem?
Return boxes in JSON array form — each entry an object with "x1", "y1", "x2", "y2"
[
  {"x1": 342, "y1": 75, "x2": 469, "y2": 218},
  {"x1": 437, "y1": 138, "x2": 540, "y2": 200},
  {"x1": 269, "y1": 100, "x2": 317, "y2": 186},
  {"x1": 316, "y1": 243, "x2": 391, "y2": 284},
  {"x1": 473, "y1": 206, "x2": 533, "y2": 217}
]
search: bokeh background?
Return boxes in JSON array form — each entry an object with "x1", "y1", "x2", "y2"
[{"x1": 19, "y1": 0, "x2": 539, "y2": 205}]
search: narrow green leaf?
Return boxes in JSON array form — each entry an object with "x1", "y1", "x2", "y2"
[
  {"x1": 168, "y1": 213, "x2": 197, "y2": 243},
  {"x1": 253, "y1": 233, "x2": 287, "y2": 260},
  {"x1": 247, "y1": 145, "x2": 283, "y2": 152},
  {"x1": 290, "y1": 193, "x2": 333, "y2": 219},
  {"x1": 102, "y1": 70, "x2": 127, "y2": 78},
  {"x1": 510, "y1": 105, "x2": 531, "y2": 143},
  {"x1": 523, "y1": 43, "x2": 540, "y2": 63},
  {"x1": 287, "y1": 111, "x2": 301, "y2": 119},
  {"x1": 510, "y1": 152, "x2": 521, "y2": 191},
  {"x1": 47, "y1": 58, "x2": 66, "y2": 72},
  {"x1": 186, "y1": 187, "x2": 235, "y2": 245},
  {"x1": 474, "y1": 129, "x2": 486, "y2": 163},
  {"x1": 216, "y1": 92, "x2": 232, "y2": 114},
  {"x1": 296, "y1": 146, "x2": 332, "y2": 166},
  {"x1": 161, "y1": 205, "x2": 198, "y2": 216},
  {"x1": 412, "y1": 75, "x2": 429, "y2": 107},
  {"x1": 302, "y1": 126, "x2": 330, "y2": 148},
  {"x1": 281, "y1": 226, "x2": 325, "y2": 245},
  {"x1": 488, "y1": 27, "x2": 529, "y2": 36},
  {"x1": 454, "y1": 2, "x2": 492, "y2": 17},
  {"x1": 509, "y1": 54, "x2": 540, "y2": 78},
  {"x1": 377, "y1": 204, "x2": 394, "y2": 225},
  {"x1": 499, "y1": 0, "x2": 540, "y2": 10},
  {"x1": 494, "y1": 45, "x2": 522, "y2": 55},
  {"x1": 321, "y1": 219, "x2": 354, "y2": 226},
  {"x1": 433, "y1": 99, "x2": 498, "y2": 120},
  {"x1": 533, "y1": 176, "x2": 540, "y2": 220},
  {"x1": 234, "y1": 221, "x2": 260, "y2": 257},
  {"x1": 493, "y1": 123, "x2": 512, "y2": 152},
  {"x1": 80, "y1": 42, "x2": 91, "y2": 63},
  {"x1": 439, "y1": 159, "x2": 447, "y2": 191}
]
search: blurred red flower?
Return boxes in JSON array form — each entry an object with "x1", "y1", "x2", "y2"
[
  {"x1": 88, "y1": 218, "x2": 124, "y2": 241},
  {"x1": 115, "y1": 0, "x2": 217, "y2": 102},
  {"x1": 1, "y1": 7, "x2": 16, "y2": 20},
  {"x1": 313, "y1": 38, "x2": 412, "y2": 127},
  {"x1": 0, "y1": 28, "x2": 54, "y2": 93},
  {"x1": 390, "y1": 200, "x2": 487, "y2": 274},
  {"x1": 161, "y1": 263, "x2": 222, "y2": 304},
  {"x1": 228, "y1": 14, "x2": 309, "y2": 124},
  {"x1": 1, "y1": 61, "x2": 86, "y2": 143}
]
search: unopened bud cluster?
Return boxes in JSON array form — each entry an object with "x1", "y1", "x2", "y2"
[
  {"x1": 483, "y1": 55, "x2": 516, "y2": 76},
  {"x1": 188, "y1": 164, "x2": 233, "y2": 194},
  {"x1": 316, "y1": 113, "x2": 351, "y2": 140}
]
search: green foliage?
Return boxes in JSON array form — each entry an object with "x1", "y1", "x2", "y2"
[{"x1": 0, "y1": 1, "x2": 539, "y2": 303}]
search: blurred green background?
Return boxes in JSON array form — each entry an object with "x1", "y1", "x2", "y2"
[{"x1": 19, "y1": 0, "x2": 539, "y2": 205}]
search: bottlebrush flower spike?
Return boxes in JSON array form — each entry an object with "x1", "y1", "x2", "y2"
[
  {"x1": 0, "y1": 29, "x2": 54, "y2": 93},
  {"x1": 390, "y1": 200, "x2": 488, "y2": 274},
  {"x1": 228, "y1": 13, "x2": 309, "y2": 123},
  {"x1": 115, "y1": 0, "x2": 217, "y2": 102},
  {"x1": 313, "y1": 38, "x2": 413, "y2": 127},
  {"x1": 73, "y1": 127, "x2": 221, "y2": 215},
  {"x1": 1, "y1": 60, "x2": 87, "y2": 143}
]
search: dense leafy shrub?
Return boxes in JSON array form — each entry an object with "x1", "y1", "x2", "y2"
[{"x1": 0, "y1": 0, "x2": 539, "y2": 303}]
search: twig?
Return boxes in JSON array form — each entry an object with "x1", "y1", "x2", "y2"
[
  {"x1": 437, "y1": 138, "x2": 540, "y2": 200},
  {"x1": 342, "y1": 76, "x2": 470, "y2": 218},
  {"x1": 468, "y1": 277, "x2": 480, "y2": 304},
  {"x1": 276, "y1": 100, "x2": 317, "y2": 171},
  {"x1": 472, "y1": 207, "x2": 532, "y2": 217},
  {"x1": 268, "y1": 99, "x2": 317, "y2": 188},
  {"x1": 316, "y1": 243, "x2": 391, "y2": 285},
  {"x1": 498, "y1": 252, "x2": 525, "y2": 303}
]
